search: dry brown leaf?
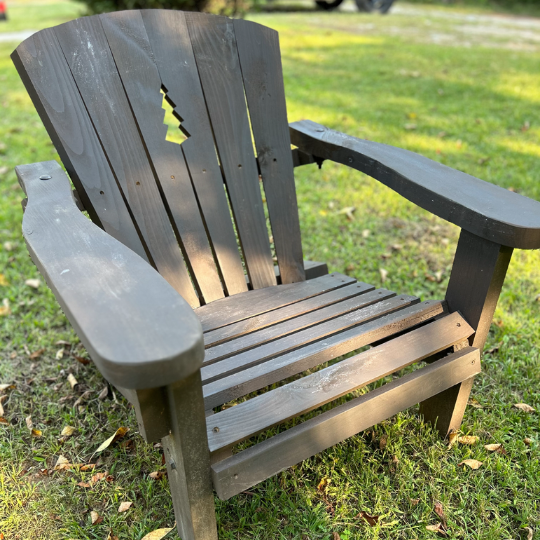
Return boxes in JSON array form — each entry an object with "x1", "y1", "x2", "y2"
[
  {"x1": 61, "y1": 426, "x2": 76, "y2": 437},
  {"x1": 0, "y1": 383, "x2": 15, "y2": 393},
  {"x1": 468, "y1": 399, "x2": 483, "y2": 409},
  {"x1": 0, "y1": 417, "x2": 9, "y2": 426},
  {"x1": 524, "y1": 438, "x2": 533, "y2": 446},
  {"x1": 91, "y1": 471, "x2": 108, "y2": 483},
  {"x1": 98, "y1": 386, "x2": 109, "y2": 400},
  {"x1": 524, "y1": 527, "x2": 533, "y2": 540},
  {"x1": 379, "y1": 268, "x2": 388, "y2": 283},
  {"x1": 67, "y1": 373, "x2": 78, "y2": 388},
  {"x1": 458, "y1": 459, "x2": 482, "y2": 470},
  {"x1": 358, "y1": 511, "x2": 379, "y2": 527},
  {"x1": 458, "y1": 435, "x2": 479, "y2": 445},
  {"x1": 25, "y1": 278, "x2": 41, "y2": 289},
  {"x1": 484, "y1": 443, "x2": 503, "y2": 452},
  {"x1": 74, "y1": 355, "x2": 91, "y2": 365},
  {"x1": 74, "y1": 390, "x2": 92, "y2": 408},
  {"x1": 332, "y1": 533, "x2": 340, "y2": 540},
  {"x1": 90, "y1": 511, "x2": 103, "y2": 525},
  {"x1": 148, "y1": 471, "x2": 164, "y2": 480},
  {"x1": 433, "y1": 501, "x2": 446, "y2": 522},
  {"x1": 514, "y1": 403, "x2": 536, "y2": 413},
  {"x1": 28, "y1": 348, "x2": 45, "y2": 360},
  {"x1": 80, "y1": 464, "x2": 96, "y2": 471},
  {"x1": 77, "y1": 482, "x2": 91, "y2": 488},
  {"x1": 379, "y1": 435, "x2": 387, "y2": 450},
  {"x1": 0, "y1": 274, "x2": 8, "y2": 287},
  {"x1": 447, "y1": 431, "x2": 459, "y2": 449},
  {"x1": 141, "y1": 528, "x2": 174, "y2": 540},
  {"x1": 31, "y1": 429, "x2": 43, "y2": 438},
  {"x1": 0, "y1": 298, "x2": 11, "y2": 317},
  {"x1": 25, "y1": 416, "x2": 33, "y2": 430},
  {"x1": 92, "y1": 427, "x2": 129, "y2": 457},
  {"x1": 55, "y1": 349, "x2": 64, "y2": 360},
  {"x1": 0, "y1": 402, "x2": 3, "y2": 417},
  {"x1": 118, "y1": 501, "x2": 133, "y2": 513},
  {"x1": 317, "y1": 477, "x2": 330, "y2": 492},
  {"x1": 106, "y1": 533, "x2": 119, "y2": 540},
  {"x1": 54, "y1": 455, "x2": 71, "y2": 470},
  {"x1": 426, "y1": 523, "x2": 446, "y2": 535},
  {"x1": 410, "y1": 498, "x2": 420, "y2": 506}
]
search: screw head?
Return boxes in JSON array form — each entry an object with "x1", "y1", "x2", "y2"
[
  {"x1": 213, "y1": 426, "x2": 219, "y2": 433},
  {"x1": 39, "y1": 175, "x2": 51, "y2": 180}
]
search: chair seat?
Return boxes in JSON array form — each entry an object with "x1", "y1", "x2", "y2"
[{"x1": 195, "y1": 273, "x2": 477, "y2": 473}]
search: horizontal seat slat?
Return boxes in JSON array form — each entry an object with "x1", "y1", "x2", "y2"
[
  {"x1": 196, "y1": 272, "x2": 355, "y2": 332},
  {"x1": 211, "y1": 346, "x2": 481, "y2": 500},
  {"x1": 204, "y1": 287, "x2": 393, "y2": 364},
  {"x1": 202, "y1": 299, "x2": 446, "y2": 409},
  {"x1": 201, "y1": 294, "x2": 418, "y2": 384},
  {"x1": 207, "y1": 312, "x2": 473, "y2": 452},
  {"x1": 204, "y1": 281, "x2": 374, "y2": 348}
]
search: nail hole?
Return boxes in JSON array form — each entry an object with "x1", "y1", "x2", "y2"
[
  {"x1": 234, "y1": 473, "x2": 238, "y2": 479},
  {"x1": 202, "y1": 169, "x2": 206, "y2": 173},
  {"x1": 273, "y1": 158, "x2": 277, "y2": 162},
  {"x1": 170, "y1": 175, "x2": 175, "y2": 179},
  {"x1": 238, "y1": 164, "x2": 242, "y2": 168},
  {"x1": 457, "y1": 323, "x2": 461, "y2": 327},
  {"x1": 213, "y1": 426, "x2": 219, "y2": 433},
  {"x1": 99, "y1": 191, "x2": 104, "y2": 195},
  {"x1": 136, "y1": 181, "x2": 140, "y2": 186}
]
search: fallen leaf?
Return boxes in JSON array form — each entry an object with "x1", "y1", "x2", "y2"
[
  {"x1": 92, "y1": 427, "x2": 129, "y2": 457},
  {"x1": 514, "y1": 403, "x2": 536, "y2": 413},
  {"x1": 524, "y1": 438, "x2": 533, "y2": 446},
  {"x1": 74, "y1": 390, "x2": 92, "y2": 408},
  {"x1": 484, "y1": 443, "x2": 503, "y2": 452},
  {"x1": 90, "y1": 511, "x2": 103, "y2": 525},
  {"x1": 91, "y1": 471, "x2": 109, "y2": 483},
  {"x1": 106, "y1": 532, "x2": 119, "y2": 540},
  {"x1": 148, "y1": 471, "x2": 164, "y2": 480},
  {"x1": 404, "y1": 123, "x2": 417, "y2": 130},
  {"x1": 26, "y1": 416, "x2": 33, "y2": 430},
  {"x1": 0, "y1": 417, "x2": 9, "y2": 426},
  {"x1": 426, "y1": 523, "x2": 447, "y2": 536},
  {"x1": 524, "y1": 527, "x2": 533, "y2": 540},
  {"x1": 379, "y1": 435, "x2": 387, "y2": 450},
  {"x1": 391, "y1": 243, "x2": 403, "y2": 251},
  {"x1": 379, "y1": 268, "x2": 388, "y2": 283},
  {"x1": 338, "y1": 206, "x2": 356, "y2": 221},
  {"x1": 333, "y1": 533, "x2": 340, "y2": 540},
  {"x1": 458, "y1": 435, "x2": 479, "y2": 445},
  {"x1": 31, "y1": 429, "x2": 43, "y2": 438},
  {"x1": 54, "y1": 455, "x2": 71, "y2": 470},
  {"x1": 317, "y1": 477, "x2": 330, "y2": 492},
  {"x1": 118, "y1": 501, "x2": 133, "y2": 513},
  {"x1": 80, "y1": 464, "x2": 96, "y2": 471},
  {"x1": 468, "y1": 398, "x2": 483, "y2": 409},
  {"x1": 410, "y1": 498, "x2": 420, "y2": 506},
  {"x1": 458, "y1": 459, "x2": 482, "y2": 470},
  {"x1": 25, "y1": 278, "x2": 41, "y2": 289},
  {"x1": 447, "y1": 431, "x2": 459, "y2": 449},
  {"x1": 74, "y1": 355, "x2": 91, "y2": 365},
  {"x1": 0, "y1": 274, "x2": 8, "y2": 286},
  {"x1": 141, "y1": 528, "x2": 174, "y2": 540},
  {"x1": 434, "y1": 501, "x2": 446, "y2": 522},
  {"x1": 61, "y1": 425, "x2": 76, "y2": 437},
  {"x1": 98, "y1": 386, "x2": 109, "y2": 400},
  {"x1": 362, "y1": 229, "x2": 370, "y2": 238},
  {"x1": 0, "y1": 299, "x2": 11, "y2": 316},
  {"x1": 77, "y1": 482, "x2": 91, "y2": 488},
  {"x1": 67, "y1": 374, "x2": 78, "y2": 388},
  {"x1": 486, "y1": 342, "x2": 502, "y2": 355},
  {"x1": 0, "y1": 383, "x2": 15, "y2": 393},
  {"x1": 29, "y1": 348, "x2": 45, "y2": 360},
  {"x1": 358, "y1": 511, "x2": 379, "y2": 527},
  {"x1": 3, "y1": 241, "x2": 13, "y2": 251},
  {"x1": 0, "y1": 166, "x2": 8, "y2": 175},
  {"x1": 55, "y1": 349, "x2": 64, "y2": 360}
]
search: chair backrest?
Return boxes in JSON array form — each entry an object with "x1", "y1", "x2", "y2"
[{"x1": 12, "y1": 10, "x2": 305, "y2": 308}]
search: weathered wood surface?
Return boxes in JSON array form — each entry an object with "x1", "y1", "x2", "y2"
[
  {"x1": 141, "y1": 10, "x2": 248, "y2": 297},
  {"x1": 204, "y1": 288, "x2": 394, "y2": 364},
  {"x1": 186, "y1": 13, "x2": 276, "y2": 289},
  {"x1": 101, "y1": 11, "x2": 225, "y2": 304},
  {"x1": 16, "y1": 161, "x2": 204, "y2": 390},
  {"x1": 203, "y1": 281, "x2": 374, "y2": 348},
  {"x1": 207, "y1": 312, "x2": 473, "y2": 452},
  {"x1": 196, "y1": 273, "x2": 355, "y2": 332},
  {"x1": 211, "y1": 347, "x2": 481, "y2": 500},
  {"x1": 290, "y1": 120, "x2": 540, "y2": 250},
  {"x1": 203, "y1": 300, "x2": 446, "y2": 409},
  {"x1": 201, "y1": 293, "x2": 417, "y2": 384},
  {"x1": 234, "y1": 19, "x2": 305, "y2": 284},
  {"x1": 163, "y1": 371, "x2": 217, "y2": 540},
  {"x1": 11, "y1": 29, "x2": 148, "y2": 261},
  {"x1": 54, "y1": 16, "x2": 200, "y2": 306}
]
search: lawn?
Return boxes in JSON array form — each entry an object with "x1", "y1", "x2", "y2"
[{"x1": 1, "y1": 1, "x2": 539, "y2": 539}]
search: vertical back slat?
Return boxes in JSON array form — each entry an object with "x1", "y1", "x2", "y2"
[
  {"x1": 140, "y1": 10, "x2": 248, "y2": 297},
  {"x1": 12, "y1": 29, "x2": 148, "y2": 262},
  {"x1": 54, "y1": 17, "x2": 200, "y2": 307},
  {"x1": 186, "y1": 13, "x2": 276, "y2": 290},
  {"x1": 233, "y1": 20, "x2": 305, "y2": 284},
  {"x1": 100, "y1": 11, "x2": 225, "y2": 304}
]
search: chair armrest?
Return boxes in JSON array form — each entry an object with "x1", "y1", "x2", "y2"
[
  {"x1": 16, "y1": 160, "x2": 204, "y2": 390},
  {"x1": 290, "y1": 120, "x2": 540, "y2": 250}
]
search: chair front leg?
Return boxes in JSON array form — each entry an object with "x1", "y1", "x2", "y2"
[
  {"x1": 162, "y1": 371, "x2": 218, "y2": 540},
  {"x1": 419, "y1": 229, "x2": 513, "y2": 436}
]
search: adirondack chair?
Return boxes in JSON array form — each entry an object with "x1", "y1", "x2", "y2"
[{"x1": 11, "y1": 10, "x2": 540, "y2": 540}]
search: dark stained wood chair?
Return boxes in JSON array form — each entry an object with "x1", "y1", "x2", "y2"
[{"x1": 11, "y1": 11, "x2": 540, "y2": 540}]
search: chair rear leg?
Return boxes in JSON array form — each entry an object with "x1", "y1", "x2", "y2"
[
  {"x1": 419, "y1": 229, "x2": 513, "y2": 436},
  {"x1": 163, "y1": 371, "x2": 218, "y2": 540}
]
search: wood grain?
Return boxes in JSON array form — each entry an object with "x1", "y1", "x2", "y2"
[
  {"x1": 100, "y1": 11, "x2": 224, "y2": 304},
  {"x1": 12, "y1": 29, "x2": 148, "y2": 261},
  {"x1": 290, "y1": 120, "x2": 540, "y2": 250},
  {"x1": 234, "y1": 19, "x2": 305, "y2": 284},
  {"x1": 141, "y1": 10, "x2": 248, "y2": 297},
  {"x1": 211, "y1": 347, "x2": 481, "y2": 500},
  {"x1": 203, "y1": 300, "x2": 446, "y2": 409},
  {"x1": 54, "y1": 16, "x2": 199, "y2": 306},
  {"x1": 207, "y1": 312, "x2": 473, "y2": 451},
  {"x1": 186, "y1": 13, "x2": 276, "y2": 289},
  {"x1": 196, "y1": 272, "x2": 355, "y2": 332},
  {"x1": 203, "y1": 281, "x2": 374, "y2": 348}
]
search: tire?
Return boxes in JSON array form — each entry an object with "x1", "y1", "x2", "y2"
[
  {"x1": 378, "y1": 0, "x2": 394, "y2": 13},
  {"x1": 354, "y1": 0, "x2": 374, "y2": 12},
  {"x1": 315, "y1": 0, "x2": 344, "y2": 10}
]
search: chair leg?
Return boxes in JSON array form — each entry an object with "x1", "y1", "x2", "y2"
[
  {"x1": 419, "y1": 229, "x2": 513, "y2": 436},
  {"x1": 162, "y1": 371, "x2": 218, "y2": 540}
]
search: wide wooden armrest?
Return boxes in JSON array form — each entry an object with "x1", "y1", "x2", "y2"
[
  {"x1": 290, "y1": 120, "x2": 540, "y2": 250},
  {"x1": 16, "y1": 161, "x2": 204, "y2": 390}
]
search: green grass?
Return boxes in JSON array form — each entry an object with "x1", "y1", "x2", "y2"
[{"x1": 1, "y1": 2, "x2": 540, "y2": 539}]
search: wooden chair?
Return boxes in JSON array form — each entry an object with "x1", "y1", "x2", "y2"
[{"x1": 11, "y1": 11, "x2": 540, "y2": 540}]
